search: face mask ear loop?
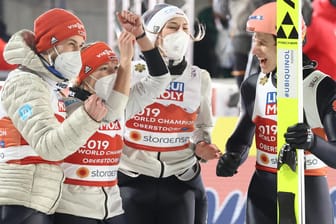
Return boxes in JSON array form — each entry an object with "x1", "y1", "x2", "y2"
[
  {"x1": 53, "y1": 46, "x2": 60, "y2": 56},
  {"x1": 85, "y1": 75, "x2": 99, "y2": 94},
  {"x1": 89, "y1": 75, "x2": 98, "y2": 81},
  {"x1": 47, "y1": 53, "x2": 54, "y2": 66},
  {"x1": 48, "y1": 46, "x2": 60, "y2": 66},
  {"x1": 83, "y1": 80, "x2": 96, "y2": 94},
  {"x1": 156, "y1": 35, "x2": 169, "y2": 60},
  {"x1": 157, "y1": 44, "x2": 166, "y2": 56}
]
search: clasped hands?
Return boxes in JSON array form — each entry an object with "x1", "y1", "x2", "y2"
[{"x1": 216, "y1": 122, "x2": 315, "y2": 177}]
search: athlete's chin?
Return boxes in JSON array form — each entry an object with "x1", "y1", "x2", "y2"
[
  {"x1": 260, "y1": 62, "x2": 276, "y2": 74},
  {"x1": 259, "y1": 62, "x2": 269, "y2": 74},
  {"x1": 260, "y1": 67, "x2": 272, "y2": 74}
]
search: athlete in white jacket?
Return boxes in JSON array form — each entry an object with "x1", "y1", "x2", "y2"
[
  {"x1": 0, "y1": 8, "x2": 107, "y2": 224},
  {"x1": 54, "y1": 12, "x2": 171, "y2": 224},
  {"x1": 117, "y1": 4, "x2": 221, "y2": 224}
]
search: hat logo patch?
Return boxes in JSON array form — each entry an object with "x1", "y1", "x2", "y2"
[
  {"x1": 78, "y1": 30, "x2": 86, "y2": 36},
  {"x1": 163, "y1": 7, "x2": 178, "y2": 15},
  {"x1": 153, "y1": 25, "x2": 160, "y2": 33},
  {"x1": 84, "y1": 65, "x2": 92, "y2": 74},
  {"x1": 50, "y1": 36, "x2": 58, "y2": 45},
  {"x1": 97, "y1": 49, "x2": 115, "y2": 58},
  {"x1": 68, "y1": 22, "x2": 85, "y2": 30},
  {"x1": 248, "y1": 15, "x2": 264, "y2": 21}
]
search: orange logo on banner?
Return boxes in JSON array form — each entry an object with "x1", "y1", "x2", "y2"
[
  {"x1": 130, "y1": 131, "x2": 141, "y2": 141},
  {"x1": 260, "y1": 153, "x2": 269, "y2": 164},
  {"x1": 76, "y1": 167, "x2": 90, "y2": 178}
]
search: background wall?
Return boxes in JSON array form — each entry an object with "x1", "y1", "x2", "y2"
[{"x1": 1, "y1": 0, "x2": 210, "y2": 44}]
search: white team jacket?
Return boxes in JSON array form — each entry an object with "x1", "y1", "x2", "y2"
[
  {"x1": 56, "y1": 59, "x2": 171, "y2": 219},
  {"x1": 120, "y1": 63, "x2": 214, "y2": 180},
  {"x1": 0, "y1": 30, "x2": 101, "y2": 214}
]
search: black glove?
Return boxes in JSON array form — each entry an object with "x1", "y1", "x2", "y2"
[
  {"x1": 216, "y1": 152, "x2": 241, "y2": 177},
  {"x1": 284, "y1": 123, "x2": 315, "y2": 150},
  {"x1": 277, "y1": 144, "x2": 297, "y2": 172}
]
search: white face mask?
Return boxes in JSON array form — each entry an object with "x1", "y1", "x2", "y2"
[
  {"x1": 162, "y1": 30, "x2": 190, "y2": 61},
  {"x1": 87, "y1": 74, "x2": 116, "y2": 100},
  {"x1": 54, "y1": 50, "x2": 82, "y2": 80}
]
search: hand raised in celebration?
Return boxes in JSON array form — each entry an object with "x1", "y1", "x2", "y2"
[
  {"x1": 117, "y1": 10, "x2": 144, "y2": 37},
  {"x1": 118, "y1": 31, "x2": 135, "y2": 64}
]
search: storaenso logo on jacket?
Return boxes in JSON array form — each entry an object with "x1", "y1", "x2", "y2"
[
  {"x1": 62, "y1": 119, "x2": 123, "y2": 187},
  {"x1": 125, "y1": 67, "x2": 201, "y2": 152}
]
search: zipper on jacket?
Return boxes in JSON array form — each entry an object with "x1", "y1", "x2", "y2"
[
  {"x1": 102, "y1": 187, "x2": 109, "y2": 220},
  {"x1": 48, "y1": 172, "x2": 64, "y2": 213},
  {"x1": 157, "y1": 152, "x2": 165, "y2": 178}
]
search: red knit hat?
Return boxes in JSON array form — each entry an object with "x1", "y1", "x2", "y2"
[
  {"x1": 34, "y1": 8, "x2": 86, "y2": 53},
  {"x1": 77, "y1": 42, "x2": 118, "y2": 84}
]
